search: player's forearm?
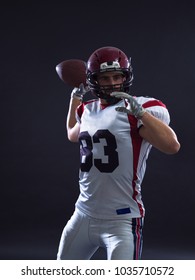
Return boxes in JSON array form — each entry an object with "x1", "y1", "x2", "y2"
[
  {"x1": 139, "y1": 112, "x2": 180, "y2": 154},
  {"x1": 66, "y1": 97, "x2": 80, "y2": 130},
  {"x1": 66, "y1": 97, "x2": 81, "y2": 142}
]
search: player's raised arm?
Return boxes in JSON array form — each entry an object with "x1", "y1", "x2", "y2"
[
  {"x1": 66, "y1": 96, "x2": 80, "y2": 142},
  {"x1": 66, "y1": 85, "x2": 87, "y2": 142}
]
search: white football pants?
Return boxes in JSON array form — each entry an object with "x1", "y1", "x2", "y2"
[{"x1": 57, "y1": 208, "x2": 143, "y2": 260}]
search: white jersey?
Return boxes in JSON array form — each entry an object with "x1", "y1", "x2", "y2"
[{"x1": 75, "y1": 97, "x2": 170, "y2": 219}]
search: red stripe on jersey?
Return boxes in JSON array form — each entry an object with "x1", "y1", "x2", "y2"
[
  {"x1": 77, "y1": 103, "x2": 85, "y2": 119},
  {"x1": 142, "y1": 99, "x2": 166, "y2": 109},
  {"x1": 77, "y1": 100, "x2": 95, "y2": 119},
  {"x1": 127, "y1": 98, "x2": 165, "y2": 217},
  {"x1": 128, "y1": 115, "x2": 144, "y2": 217}
]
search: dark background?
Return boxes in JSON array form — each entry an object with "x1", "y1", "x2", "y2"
[{"x1": 1, "y1": 1, "x2": 195, "y2": 260}]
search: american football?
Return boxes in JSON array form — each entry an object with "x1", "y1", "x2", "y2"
[{"x1": 56, "y1": 59, "x2": 87, "y2": 87}]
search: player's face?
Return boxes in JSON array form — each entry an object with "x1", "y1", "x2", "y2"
[
  {"x1": 95, "y1": 71, "x2": 126, "y2": 104},
  {"x1": 97, "y1": 71, "x2": 125, "y2": 87}
]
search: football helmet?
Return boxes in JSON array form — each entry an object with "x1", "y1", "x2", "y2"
[{"x1": 86, "y1": 46, "x2": 133, "y2": 103}]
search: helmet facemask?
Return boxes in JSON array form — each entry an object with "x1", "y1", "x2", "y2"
[{"x1": 87, "y1": 68, "x2": 133, "y2": 104}]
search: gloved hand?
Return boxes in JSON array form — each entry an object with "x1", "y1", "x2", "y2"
[
  {"x1": 71, "y1": 83, "x2": 87, "y2": 101},
  {"x1": 111, "y1": 92, "x2": 146, "y2": 119}
]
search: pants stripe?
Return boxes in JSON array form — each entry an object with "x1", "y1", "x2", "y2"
[{"x1": 132, "y1": 217, "x2": 143, "y2": 259}]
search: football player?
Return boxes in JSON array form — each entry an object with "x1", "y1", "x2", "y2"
[{"x1": 57, "y1": 46, "x2": 180, "y2": 260}]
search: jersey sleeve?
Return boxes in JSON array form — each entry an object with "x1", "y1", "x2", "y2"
[
  {"x1": 137, "y1": 98, "x2": 170, "y2": 128},
  {"x1": 75, "y1": 103, "x2": 85, "y2": 124}
]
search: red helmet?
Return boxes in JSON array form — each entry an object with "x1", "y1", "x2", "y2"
[{"x1": 86, "y1": 46, "x2": 133, "y2": 102}]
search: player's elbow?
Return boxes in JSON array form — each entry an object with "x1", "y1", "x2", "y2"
[
  {"x1": 66, "y1": 123, "x2": 80, "y2": 143},
  {"x1": 165, "y1": 140, "x2": 181, "y2": 154},
  {"x1": 171, "y1": 141, "x2": 181, "y2": 154},
  {"x1": 67, "y1": 131, "x2": 79, "y2": 142}
]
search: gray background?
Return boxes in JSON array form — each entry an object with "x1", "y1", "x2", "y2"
[{"x1": 1, "y1": 1, "x2": 195, "y2": 259}]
